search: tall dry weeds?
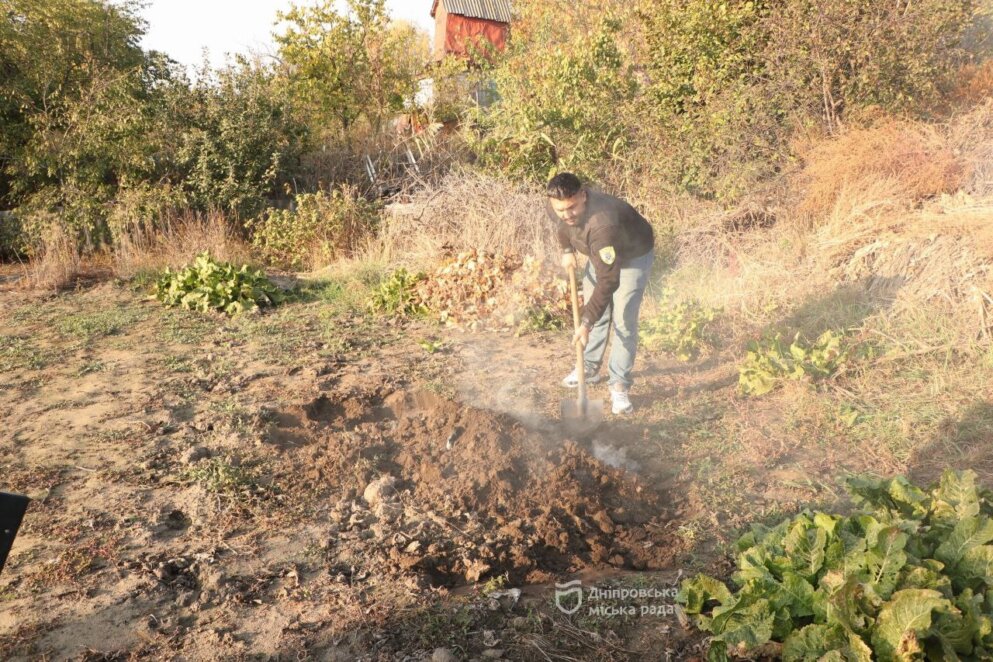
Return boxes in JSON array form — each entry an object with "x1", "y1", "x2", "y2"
[
  {"x1": 112, "y1": 210, "x2": 251, "y2": 279},
  {"x1": 951, "y1": 98, "x2": 993, "y2": 196},
  {"x1": 21, "y1": 218, "x2": 82, "y2": 291},
  {"x1": 951, "y1": 60, "x2": 993, "y2": 107},
  {"x1": 664, "y1": 105, "x2": 993, "y2": 347},
  {"x1": 375, "y1": 169, "x2": 558, "y2": 268},
  {"x1": 796, "y1": 119, "x2": 965, "y2": 225}
]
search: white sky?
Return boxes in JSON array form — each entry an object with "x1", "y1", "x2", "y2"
[{"x1": 137, "y1": 0, "x2": 436, "y2": 71}]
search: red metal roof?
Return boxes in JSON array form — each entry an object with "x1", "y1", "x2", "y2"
[{"x1": 431, "y1": 0, "x2": 512, "y2": 24}]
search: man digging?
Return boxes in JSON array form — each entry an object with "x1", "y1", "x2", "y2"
[{"x1": 546, "y1": 172, "x2": 655, "y2": 415}]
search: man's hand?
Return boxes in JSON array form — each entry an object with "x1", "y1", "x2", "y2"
[
  {"x1": 561, "y1": 252, "x2": 577, "y2": 272},
  {"x1": 572, "y1": 323, "x2": 590, "y2": 349}
]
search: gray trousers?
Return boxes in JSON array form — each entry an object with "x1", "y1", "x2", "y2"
[{"x1": 582, "y1": 250, "x2": 654, "y2": 390}]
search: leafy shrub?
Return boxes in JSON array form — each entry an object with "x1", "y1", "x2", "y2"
[
  {"x1": 638, "y1": 0, "x2": 979, "y2": 200},
  {"x1": 107, "y1": 183, "x2": 188, "y2": 242},
  {"x1": 678, "y1": 469, "x2": 993, "y2": 662},
  {"x1": 366, "y1": 268, "x2": 426, "y2": 317},
  {"x1": 639, "y1": 288, "x2": 719, "y2": 360},
  {"x1": 0, "y1": 212, "x2": 25, "y2": 259},
  {"x1": 154, "y1": 252, "x2": 284, "y2": 315},
  {"x1": 469, "y1": 10, "x2": 637, "y2": 181},
  {"x1": 738, "y1": 330, "x2": 847, "y2": 396},
  {"x1": 249, "y1": 187, "x2": 379, "y2": 270},
  {"x1": 170, "y1": 58, "x2": 307, "y2": 220}
]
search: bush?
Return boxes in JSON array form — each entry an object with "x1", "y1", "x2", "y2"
[
  {"x1": 738, "y1": 330, "x2": 847, "y2": 396},
  {"x1": 637, "y1": 0, "x2": 979, "y2": 201},
  {"x1": 249, "y1": 186, "x2": 379, "y2": 270},
  {"x1": 154, "y1": 252, "x2": 284, "y2": 315},
  {"x1": 0, "y1": 211, "x2": 25, "y2": 259},
  {"x1": 678, "y1": 469, "x2": 993, "y2": 661},
  {"x1": 468, "y1": 9, "x2": 637, "y2": 181},
  {"x1": 639, "y1": 288, "x2": 719, "y2": 360},
  {"x1": 168, "y1": 59, "x2": 307, "y2": 220},
  {"x1": 107, "y1": 183, "x2": 189, "y2": 243}
]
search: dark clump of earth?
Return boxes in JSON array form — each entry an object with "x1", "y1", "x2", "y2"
[{"x1": 274, "y1": 381, "x2": 676, "y2": 587}]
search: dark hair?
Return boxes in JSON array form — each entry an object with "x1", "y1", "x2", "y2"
[{"x1": 546, "y1": 172, "x2": 582, "y2": 199}]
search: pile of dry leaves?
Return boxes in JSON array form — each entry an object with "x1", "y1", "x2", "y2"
[{"x1": 415, "y1": 250, "x2": 571, "y2": 331}]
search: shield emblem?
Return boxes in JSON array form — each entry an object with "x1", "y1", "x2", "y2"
[
  {"x1": 598, "y1": 246, "x2": 616, "y2": 265},
  {"x1": 554, "y1": 580, "x2": 584, "y2": 614}
]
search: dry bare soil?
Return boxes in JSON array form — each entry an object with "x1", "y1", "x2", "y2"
[{"x1": 2, "y1": 273, "x2": 987, "y2": 660}]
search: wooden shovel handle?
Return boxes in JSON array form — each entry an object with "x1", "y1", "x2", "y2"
[{"x1": 568, "y1": 268, "x2": 587, "y2": 405}]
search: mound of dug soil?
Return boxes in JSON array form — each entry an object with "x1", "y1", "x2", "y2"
[{"x1": 281, "y1": 383, "x2": 674, "y2": 587}]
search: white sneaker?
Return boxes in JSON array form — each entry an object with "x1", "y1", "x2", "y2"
[
  {"x1": 610, "y1": 387, "x2": 633, "y2": 415},
  {"x1": 561, "y1": 368, "x2": 601, "y2": 388}
]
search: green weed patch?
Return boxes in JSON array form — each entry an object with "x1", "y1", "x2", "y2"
[
  {"x1": 739, "y1": 330, "x2": 848, "y2": 396},
  {"x1": 640, "y1": 288, "x2": 719, "y2": 360},
  {"x1": 154, "y1": 252, "x2": 284, "y2": 315}
]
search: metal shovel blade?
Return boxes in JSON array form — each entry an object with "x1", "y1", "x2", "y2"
[{"x1": 560, "y1": 397, "x2": 605, "y2": 435}]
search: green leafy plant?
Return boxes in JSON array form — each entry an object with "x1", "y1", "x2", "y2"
[
  {"x1": 515, "y1": 305, "x2": 567, "y2": 336},
  {"x1": 154, "y1": 252, "x2": 284, "y2": 315},
  {"x1": 639, "y1": 288, "x2": 719, "y2": 360},
  {"x1": 678, "y1": 469, "x2": 993, "y2": 661},
  {"x1": 468, "y1": 9, "x2": 637, "y2": 181},
  {"x1": 418, "y1": 339, "x2": 444, "y2": 353},
  {"x1": 182, "y1": 458, "x2": 271, "y2": 502},
  {"x1": 366, "y1": 268, "x2": 426, "y2": 317},
  {"x1": 738, "y1": 330, "x2": 847, "y2": 396}
]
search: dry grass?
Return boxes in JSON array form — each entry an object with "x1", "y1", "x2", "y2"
[
  {"x1": 663, "y1": 104, "x2": 993, "y2": 347},
  {"x1": 951, "y1": 60, "x2": 993, "y2": 107},
  {"x1": 20, "y1": 219, "x2": 81, "y2": 291},
  {"x1": 796, "y1": 119, "x2": 965, "y2": 224},
  {"x1": 112, "y1": 209, "x2": 252, "y2": 279},
  {"x1": 374, "y1": 169, "x2": 558, "y2": 269},
  {"x1": 950, "y1": 98, "x2": 993, "y2": 196}
]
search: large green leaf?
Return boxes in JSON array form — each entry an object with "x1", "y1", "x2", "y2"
[
  {"x1": 930, "y1": 588, "x2": 982, "y2": 656},
  {"x1": 870, "y1": 589, "x2": 953, "y2": 662},
  {"x1": 847, "y1": 475, "x2": 929, "y2": 519},
  {"x1": 814, "y1": 512, "x2": 841, "y2": 536},
  {"x1": 936, "y1": 517, "x2": 993, "y2": 567},
  {"x1": 825, "y1": 576, "x2": 872, "y2": 635},
  {"x1": 784, "y1": 516, "x2": 828, "y2": 580},
  {"x1": 863, "y1": 527, "x2": 909, "y2": 600},
  {"x1": 711, "y1": 597, "x2": 775, "y2": 650},
  {"x1": 782, "y1": 571, "x2": 817, "y2": 615},
  {"x1": 679, "y1": 574, "x2": 733, "y2": 615},
  {"x1": 932, "y1": 470, "x2": 984, "y2": 526},
  {"x1": 782, "y1": 623, "x2": 847, "y2": 661},
  {"x1": 782, "y1": 623, "x2": 873, "y2": 662},
  {"x1": 897, "y1": 560, "x2": 952, "y2": 595},
  {"x1": 957, "y1": 545, "x2": 993, "y2": 588}
]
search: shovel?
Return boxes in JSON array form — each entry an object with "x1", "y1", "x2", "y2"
[{"x1": 561, "y1": 268, "x2": 604, "y2": 434}]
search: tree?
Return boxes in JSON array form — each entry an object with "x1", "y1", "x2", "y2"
[
  {"x1": 0, "y1": 0, "x2": 148, "y2": 194},
  {"x1": 273, "y1": 0, "x2": 427, "y2": 140},
  {"x1": 168, "y1": 57, "x2": 308, "y2": 219}
]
